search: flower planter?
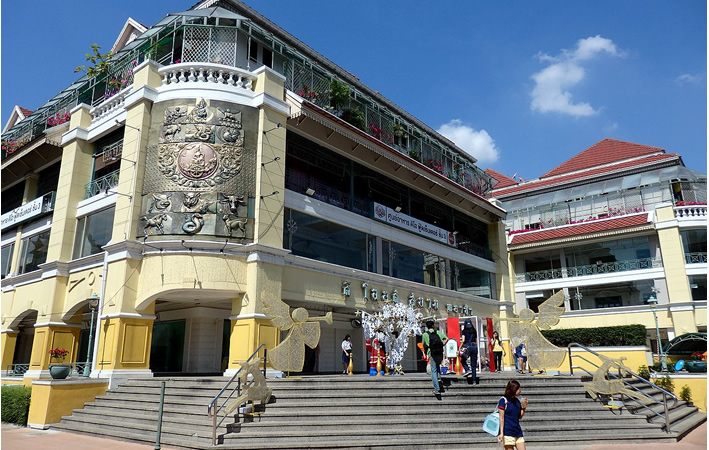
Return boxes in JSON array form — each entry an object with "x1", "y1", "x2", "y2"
[
  {"x1": 49, "y1": 364, "x2": 71, "y2": 379},
  {"x1": 686, "y1": 361, "x2": 707, "y2": 373}
]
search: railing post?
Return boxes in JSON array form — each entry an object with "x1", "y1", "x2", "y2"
[
  {"x1": 568, "y1": 347, "x2": 574, "y2": 375},
  {"x1": 212, "y1": 403, "x2": 217, "y2": 446},
  {"x1": 155, "y1": 381, "x2": 166, "y2": 450},
  {"x1": 263, "y1": 348, "x2": 268, "y2": 378},
  {"x1": 663, "y1": 392, "x2": 671, "y2": 433}
]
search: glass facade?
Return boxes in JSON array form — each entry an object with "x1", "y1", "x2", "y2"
[
  {"x1": 285, "y1": 132, "x2": 491, "y2": 260},
  {"x1": 72, "y1": 207, "x2": 116, "y2": 259},
  {"x1": 285, "y1": 208, "x2": 494, "y2": 298}
]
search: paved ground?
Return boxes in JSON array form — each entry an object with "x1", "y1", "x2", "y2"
[{"x1": 2, "y1": 421, "x2": 706, "y2": 449}]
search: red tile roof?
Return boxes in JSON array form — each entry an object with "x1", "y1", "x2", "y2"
[
  {"x1": 485, "y1": 168, "x2": 518, "y2": 189},
  {"x1": 509, "y1": 213, "x2": 650, "y2": 246},
  {"x1": 19, "y1": 107, "x2": 33, "y2": 117},
  {"x1": 491, "y1": 152, "x2": 680, "y2": 197},
  {"x1": 541, "y1": 138, "x2": 665, "y2": 178}
]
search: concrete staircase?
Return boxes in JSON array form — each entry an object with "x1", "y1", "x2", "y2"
[{"x1": 52, "y1": 373, "x2": 706, "y2": 449}]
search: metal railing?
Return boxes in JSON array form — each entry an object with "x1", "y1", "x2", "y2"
[
  {"x1": 207, "y1": 345, "x2": 268, "y2": 446},
  {"x1": 519, "y1": 257, "x2": 661, "y2": 282},
  {"x1": 567, "y1": 342, "x2": 677, "y2": 432},
  {"x1": 3, "y1": 362, "x2": 89, "y2": 377},
  {"x1": 85, "y1": 169, "x2": 121, "y2": 199},
  {"x1": 685, "y1": 252, "x2": 707, "y2": 264},
  {"x1": 4, "y1": 363, "x2": 29, "y2": 377}
]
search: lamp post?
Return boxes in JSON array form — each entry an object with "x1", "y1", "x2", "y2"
[
  {"x1": 83, "y1": 294, "x2": 99, "y2": 376},
  {"x1": 647, "y1": 295, "x2": 668, "y2": 372}
]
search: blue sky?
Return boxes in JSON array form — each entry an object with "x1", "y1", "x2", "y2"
[{"x1": 2, "y1": 1, "x2": 706, "y2": 179}]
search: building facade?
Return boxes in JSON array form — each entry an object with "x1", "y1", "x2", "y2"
[
  {"x1": 487, "y1": 138, "x2": 707, "y2": 357},
  {"x1": 1, "y1": 1, "x2": 509, "y2": 386}
]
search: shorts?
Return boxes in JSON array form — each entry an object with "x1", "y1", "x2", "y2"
[{"x1": 503, "y1": 436, "x2": 525, "y2": 446}]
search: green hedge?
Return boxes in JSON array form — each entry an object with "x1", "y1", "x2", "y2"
[
  {"x1": 1, "y1": 385, "x2": 32, "y2": 426},
  {"x1": 541, "y1": 324, "x2": 648, "y2": 347}
]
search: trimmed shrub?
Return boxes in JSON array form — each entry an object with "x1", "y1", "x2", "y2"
[
  {"x1": 1, "y1": 385, "x2": 32, "y2": 426},
  {"x1": 637, "y1": 365, "x2": 650, "y2": 379},
  {"x1": 542, "y1": 324, "x2": 647, "y2": 347},
  {"x1": 652, "y1": 362, "x2": 675, "y2": 373},
  {"x1": 655, "y1": 375, "x2": 675, "y2": 394},
  {"x1": 679, "y1": 385, "x2": 692, "y2": 402}
]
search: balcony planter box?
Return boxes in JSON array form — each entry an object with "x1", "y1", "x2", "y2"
[
  {"x1": 48, "y1": 365, "x2": 71, "y2": 379},
  {"x1": 686, "y1": 361, "x2": 707, "y2": 373}
]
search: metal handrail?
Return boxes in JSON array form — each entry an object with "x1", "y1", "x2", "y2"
[
  {"x1": 567, "y1": 342, "x2": 677, "y2": 432},
  {"x1": 207, "y1": 344, "x2": 268, "y2": 446}
]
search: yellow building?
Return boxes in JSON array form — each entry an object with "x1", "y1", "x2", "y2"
[{"x1": 1, "y1": 1, "x2": 509, "y2": 388}]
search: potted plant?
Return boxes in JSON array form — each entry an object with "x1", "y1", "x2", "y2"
[
  {"x1": 48, "y1": 347, "x2": 71, "y2": 379},
  {"x1": 329, "y1": 79, "x2": 350, "y2": 112},
  {"x1": 686, "y1": 352, "x2": 707, "y2": 373}
]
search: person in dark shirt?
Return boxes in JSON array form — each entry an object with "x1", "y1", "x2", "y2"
[
  {"x1": 498, "y1": 379, "x2": 529, "y2": 449},
  {"x1": 460, "y1": 318, "x2": 478, "y2": 383}
]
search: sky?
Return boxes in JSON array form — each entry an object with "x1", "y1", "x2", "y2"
[{"x1": 1, "y1": 1, "x2": 706, "y2": 180}]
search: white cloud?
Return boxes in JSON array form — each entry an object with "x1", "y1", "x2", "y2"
[
  {"x1": 437, "y1": 119, "x2": 500, "y2": 164},
  {"x1": 531, "y1": 35, "x2": 621, "y2": 117},
  {"x1": 675, "y1": 73, "x2": 704, "y2": 85}
]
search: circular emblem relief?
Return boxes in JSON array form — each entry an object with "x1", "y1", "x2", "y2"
[
  {"x1": 375, "y1": 204, "x2": 386, "y2": 219},
  {"x1": 177, "y1": 143, "x2": 219, "y2": 180}
]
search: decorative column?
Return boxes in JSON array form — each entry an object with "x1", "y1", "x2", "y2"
[{"x1": 655, "y1": 203, "x2": 697, "y2": 334}]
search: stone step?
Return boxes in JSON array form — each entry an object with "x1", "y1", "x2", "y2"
[{"x1": 54, "y1": 374, "x2": 705, "y2": 450}]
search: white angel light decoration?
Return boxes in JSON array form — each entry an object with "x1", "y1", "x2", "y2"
[
  {"x1": 262, "y1": 295, "x2": 332, "y2": 372},
  {"x1": 499, "y1": 290, "x2": 567, "y2": 372}
]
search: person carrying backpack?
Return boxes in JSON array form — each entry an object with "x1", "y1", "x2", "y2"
[{"x1": 422, "y1": 320, "x2": 449, "y2": 395}]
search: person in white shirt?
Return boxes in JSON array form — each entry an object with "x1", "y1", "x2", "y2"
[{"x1": 341, "y1": 334, "x2": 353, "y2": 374}]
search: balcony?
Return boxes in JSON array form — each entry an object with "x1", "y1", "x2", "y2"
[
  {"x1": 85, "y1": 169, "x2": 120, "y2": 199},
  {"x1": 517, "y1": 257, "x2": 662, "y2": 283}
]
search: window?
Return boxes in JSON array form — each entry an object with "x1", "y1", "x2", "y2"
[
  {"x1": 262, "y1": 48, "x2": 272, "y2": 68},
  {"x1": 1, "y1": 244, "x2": 14, "y2": 278},
  {"x1": 19, "y1": 230, "x2": 50, "y2": 274},
  {"x1": 37, "y1": 162, "x2": 61, "y2": 197},
  {"x1": 72, "y1": 207, "x2": 116, "y2": 259},
  {"x1": 2, "y1": 181, "x2": 25, "y2": 214},
  {"x1": 681, "y1": 229, "x2": 707, "y2": 263},
  {"x1": 595, "y1": 296, "x2": 623, "y2": 309},
  {"x1": 689, "y1": 275, "x2": 707, "y2": 301}
]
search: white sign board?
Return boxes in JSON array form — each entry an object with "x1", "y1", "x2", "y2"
[
  {"x1": 1, "y1": 196, "x2": 44, "y2": 230},
  {"x1": 372, "y1": 202, "x2": 455, "y2": 246}
]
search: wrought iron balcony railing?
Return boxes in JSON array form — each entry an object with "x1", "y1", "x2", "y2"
[
  {"x1": 517, "y1": 257, "x2": 662, "y2": 283},
  {"x1": 685, "y1": 252, "x2": 708, "y2": 264},
  {"x1": 4, "y1": 363, "x2": 29, "y2": 377},
  {"x1": 85, "y1": 169, "x2": 120, "y2": 199}
]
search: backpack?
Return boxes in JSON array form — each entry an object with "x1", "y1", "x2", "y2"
[{"x1": 426, "y1": 330, "x2": 444, "y2": 355}]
